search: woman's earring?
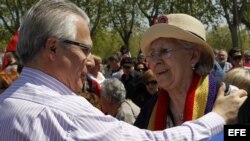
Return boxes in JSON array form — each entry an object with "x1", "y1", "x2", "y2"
[{"x1": 191, "y1": 64, "x2": 195, "y2": 70}]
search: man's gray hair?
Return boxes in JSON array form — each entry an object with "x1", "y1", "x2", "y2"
[
  {"x1": 17, "y1": 0, "x2": 89, "y2": 65},
  {"x1": 101, "y1": 78, "x2": 126, "y2": 104}
]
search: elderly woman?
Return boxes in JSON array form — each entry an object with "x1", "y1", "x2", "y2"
[
  {"x1": 100, "y1": 77, "x2": 140, "y2": 124},
  {"x1": 135, "y1": 13, "x2": 239, "y2": 130}
]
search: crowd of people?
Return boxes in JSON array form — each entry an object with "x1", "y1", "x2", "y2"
[{"x1": 0, "y1": 0, "x2": 249, "y2": 141}]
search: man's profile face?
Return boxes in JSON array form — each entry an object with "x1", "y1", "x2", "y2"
[{"x1": 56, "y1": 15, "x2": 92, "y2": 93}]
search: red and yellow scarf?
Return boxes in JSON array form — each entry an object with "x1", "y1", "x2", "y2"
[{"x1": 147, "y1": 74, "x2": 217, "y2": 130}]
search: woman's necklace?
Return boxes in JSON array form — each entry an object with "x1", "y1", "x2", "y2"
[{"x1": 178, "y1": 114, "x2": 184, "y2": 122}]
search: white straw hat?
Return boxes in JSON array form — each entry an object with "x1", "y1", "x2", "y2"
[{"x1": 140, "y1": 13, "x2": 214, "y2": 63}]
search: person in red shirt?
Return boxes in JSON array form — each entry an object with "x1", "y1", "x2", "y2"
[{"x1": 243, "y1": 50, "x2": 250, "y2": 67}]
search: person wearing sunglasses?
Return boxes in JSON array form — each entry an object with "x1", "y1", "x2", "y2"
[
  {"x1": 133, "y1": 69, "x2": 158, "y2": 108},
  {"x1": 143, "y1": 70, "x2": 159, "y2": 96},
  {"x1": 0, "y1": 1, "x2": 247, "y2": 141},
  {"x1": 228, "y1": 47, "x2": 244, "y2": 69},
  {"x1": 135, "y1": 62, "x2": 148, "y2": 75},
  {"x1": 120, "y1": 57, "x2": 147, "y2": 105}
]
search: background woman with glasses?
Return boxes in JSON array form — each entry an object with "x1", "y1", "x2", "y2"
[
  {"x1": 228, "y1": 47, "x2": 244, "y2": 70},
  {"x1": 133, "y1": 69, "x2": 158, "y2": 108},
  {"x1": 142, "y1": 70, "x2": 158, "y2": 97}
]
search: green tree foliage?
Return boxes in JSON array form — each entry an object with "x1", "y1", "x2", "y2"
[
  {"x1": 0, "y1": 26, "x2": 12, "y2": 51},
  {"x1": 241, "y1": 2, "x2": 250, "y2": 29},
  {"x1": 240, "y1": 29, "x2": 250, "y2": 50},
  {"x1": 107, "y1": 0, "x2": 140, "y2": 49},
  {"x1": 137, "y1": 0, "x2": 220, "y2": 27},
  {"x1": 214, "y1": 0, "x2": 250, "y2": 48},
  {"x1": 72, "y1": 0, "x2": 110, "y2": 37},
  {"x1": 207, "y1": 26, "x2": 250, "y2": 51},
  {"x1": 91, "y1": 29, "x2": 122, "y2": 59},
  {"x1": 0, "y1": 0, "x2": 38, "y2": 34},
  {"x1": 137, "y1": 0, "x2": 163, "y2": 26},
  {"x1": 91, "y1": 28, "x2": 141, "y2": 59},
  {"x1": 161, "y1": 0, "x2": 219, "y2": 26},
  {"x1": 129, "y1": 33, "x2": 142, "y2": 57},
  {"x1": 207, "y1": 26, "x2": 232, "y2": 50},
  {"x1": 0, "y1": 0, "x2": 38, "y2": 51}
]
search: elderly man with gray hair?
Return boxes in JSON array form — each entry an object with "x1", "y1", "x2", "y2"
[{"x1": 100, "y1": 77, "x2": 140, "y2": 124}]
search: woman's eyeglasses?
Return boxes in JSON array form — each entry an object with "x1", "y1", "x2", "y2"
[
  {"x1": 146, "y1": 48, "x2": 182, "y2": 62},
  {"x1": 145, "y1": 80, "x2": 157, "y2": 85}
]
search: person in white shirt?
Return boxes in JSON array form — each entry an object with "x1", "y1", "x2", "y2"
[
  {"x1": 217, "y1": 49, "x2": 232, "y2": 72},
  {"x1": 0, "y1": 0, "x2": 247, "y2": 141}
]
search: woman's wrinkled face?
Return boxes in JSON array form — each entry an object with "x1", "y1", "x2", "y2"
[{"x1": 147, "y1": 38, "x2": 194, "y2": 90}]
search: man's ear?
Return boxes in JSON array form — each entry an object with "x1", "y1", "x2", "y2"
[
  {"x1": 45, "y1": 37, "x2": 57, "y2": 54},
  {"x1": 50, "y1": 46, "x2": 56, "y2": 53},
  {"x1": 45, "y1": 37, "x2": 58, "y2": 61}
]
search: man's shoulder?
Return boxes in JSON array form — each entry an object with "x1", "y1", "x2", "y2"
[
  {"x1": 36, "y1": 94, "x2": 102, "y2": 117},
  {"x1": 2, "y1": 88, "x2": 101, "y2": 117}
]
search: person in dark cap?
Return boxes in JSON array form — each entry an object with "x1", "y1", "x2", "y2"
[{"x1": 120, "y1": 57, "x2": 147, "y2": 105}]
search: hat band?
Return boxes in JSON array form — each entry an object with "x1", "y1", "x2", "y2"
[{"x1": 189, "y1": 31, "x2": 205, "y2": 41}]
